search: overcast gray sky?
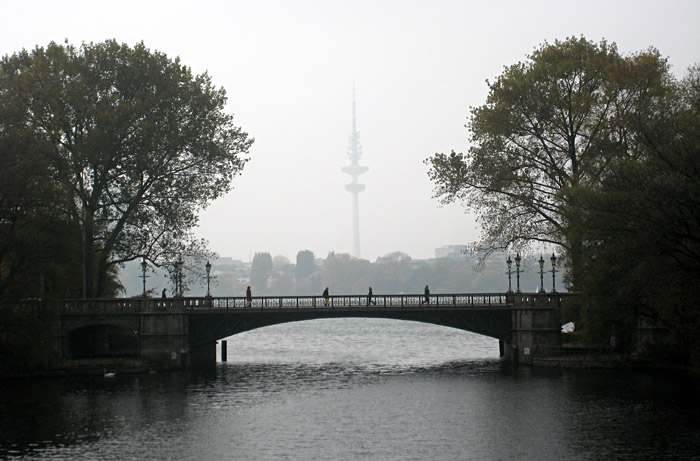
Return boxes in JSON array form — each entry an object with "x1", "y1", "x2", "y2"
[{"x1": 2, "y1": 0, "x2": 699, "y2": 262}]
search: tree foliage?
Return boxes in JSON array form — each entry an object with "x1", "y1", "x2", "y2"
[
  {"x1": 0, "y1": 81, "x2": 83, "y2": 300},
  {"x1": 576, "y1": 65, "x2": 700, "y2": 363},
  {"x1": 295, "y1": 250, "x2": 321, "y2": 294},
  {"x1": 0, "y1": 303, "x2": 59, "y2": 374},
  {"x1": 321, "y1": 252, "x2": 371, "y2": 294},
  {"x1": 249, "y1": 252, "x2": 273, "y2": 294},
  {"x1": 426, "y1": 37, "x2": 671, "y2": 287},
  {"x1": 0, "y1": 40, "x2": 253, "y2": 297},
  {"x1": 295, "y1": 250, "x2": 316, "y2": 279}
]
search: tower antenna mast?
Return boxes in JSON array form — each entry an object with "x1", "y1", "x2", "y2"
[{"x1": 341, "y1": 84, "x2": 368, "y2": 258}]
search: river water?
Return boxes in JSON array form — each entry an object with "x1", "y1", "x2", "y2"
[{"x1": 2, "y1": 318, "x2": 700, "y2": 460}]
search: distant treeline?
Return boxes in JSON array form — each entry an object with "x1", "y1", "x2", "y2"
[{"x1": 120, "y1": 250, "x2": 556, "y2": 298}]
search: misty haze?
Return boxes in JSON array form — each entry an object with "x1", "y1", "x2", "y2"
[{"x1": 2, "y1": 1, "x2": 700, "y2": 460}]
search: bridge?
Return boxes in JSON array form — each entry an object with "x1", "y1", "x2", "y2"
[{"x1": 58, "y1": 292, "x2": 571, "y2": 368}]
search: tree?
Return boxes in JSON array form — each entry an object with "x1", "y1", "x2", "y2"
[
  {"x1": 296, "y1": 271, "x2": 322, "y2": 296},
  {"x1": 269, "y1": 263, "x2": 295, "y2": 295},
  {"x1": 321, "y1": 252, "x2": 371, "y2": 294},
  {"x1": 576, "y1": 65, "x2": 700, "y2": 361},
  {"x1": 249, "y1": 252, "x2": 273, "y2": 294},
  {"x1": 0, "y1": 40, "x2": 253, "y2": 297},
  {"x1": 272, "y1": 255, "x2": 291, "y2": 268},
  {"x1": 295, "y1": 250, "x2": 320, "y2": 294},
  {"x1": 0, "y1": 94, "x2": 84, "y2": 300},
  {"x1": 426, "y1": 37, "x2": 670, "y2": 287},
  {"x1": 295, "y1": 250, "x2": 316, "y2": 279},
  {"x1": 372, "y1": 252, "x2": 413, "y2": 293},
  {"x1": 0, "y1": 304, "x2": 59, "y2": 372}
]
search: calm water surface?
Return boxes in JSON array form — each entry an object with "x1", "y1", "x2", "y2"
[{"x1": 2, "y1": 319, "x2": 700, "y2": 460}]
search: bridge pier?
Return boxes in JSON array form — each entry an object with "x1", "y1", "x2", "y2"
[
  {"x1": 507, "y1": 294, "x2": 562, "y2": 365},
  {"x1": 138, "y1": 308, "x2": 192, "y2": 368}
]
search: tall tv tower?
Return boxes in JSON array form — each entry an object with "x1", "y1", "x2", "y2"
[{"x1": 341, "y1": 87, "x2": 368, "y2": 258}]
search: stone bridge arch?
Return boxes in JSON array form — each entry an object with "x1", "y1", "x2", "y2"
[
  {"x1": 63, "y1": 323, "x2": 139, "y2": 359},
  {"x1": 187, "y1": 306, "x2": 513, "y2": 366}
]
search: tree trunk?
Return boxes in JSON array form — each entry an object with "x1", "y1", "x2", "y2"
[{"x1": 83, "y1": 226, "x2": 95, "y2": 298}]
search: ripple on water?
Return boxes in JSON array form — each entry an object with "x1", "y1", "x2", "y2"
[{"x1": 3, "y1": 319, "x2": 700, "y2": 459}]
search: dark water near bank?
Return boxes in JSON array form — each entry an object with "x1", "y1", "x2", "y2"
[{"x1": 2, "y1": 319, "x2": 700, "y2": 460}]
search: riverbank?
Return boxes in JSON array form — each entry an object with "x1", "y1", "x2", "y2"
[
  {"x1": 534, "y1": 354, "x2": 695, "y2": 372},
  {"x1": 0, "y1": 358, "x2": 171, "y2": 379}
]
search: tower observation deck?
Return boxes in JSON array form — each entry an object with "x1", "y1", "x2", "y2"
[{"x1": 342, "y1": 88, "x2": 368, "y2": 258}]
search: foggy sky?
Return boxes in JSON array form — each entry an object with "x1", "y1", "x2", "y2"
[{"x1": 2, "y1": 0, "x2": 699, "y2": 263}]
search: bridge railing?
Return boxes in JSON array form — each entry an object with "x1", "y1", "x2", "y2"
[
  {"x1": 180, "y1": 293, "x2": 511, "y2": 311},
  {"x1": 60, "y1": 292, "x2": 578, "y2": 312},
  {"x1": 62, "y1": 298, "x2": 149, "y2": 313}
]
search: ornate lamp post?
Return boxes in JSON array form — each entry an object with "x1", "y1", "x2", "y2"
[
  {"x1": 506, "y1": 255, "x2": 513, "y2": 293},
  {"x1": 140, "y1": 258, "x2": 148, "y2": 297},
  {"x1": 205, "y1": 260, "x2": 212, "y2": 297},
  {"x1": 550, "y1": 253, "x2": 558, "y2": 293},
  {"x1": 174, "y1": 257, "x2": 183, "y2": 297},
  {"x1": 515, "y1": 253, "x2": 522, "y2": 293},
  {"x1": 538, "y1": 255, "x2": 546, "y2": 293}
]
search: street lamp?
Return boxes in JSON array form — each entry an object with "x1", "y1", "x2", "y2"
[
  {"x1": 538, "y1": 255, "x2": 546, "y2": 293},
  {"x1": 140, "y1": 258, "x2": 148, "y2": 297},
  {"x1": 205, "y1": 260, "x2": 212, "y2": 297},
  {"x1": 506, "y1": 255, "x2": 513, "y2": 293},
  {"x1": 550, "y1": 253, "x2": 558, "y2": 293},
  {"x1": 174, "y1": 257, "x2": 183, "y2": 297},
  {"x1": 515, "y1": 253, "x2": 522, "y2": 293}
]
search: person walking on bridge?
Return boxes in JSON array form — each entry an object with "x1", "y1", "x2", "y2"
[
  {"x1": 323, "y1": 287, "x2": 329, "y2": 306},
  {"x1": 367, "y1": 286, "x2": 376, "y2": 306},
  {"x1": 421, "y1": 285, "x2": 430, "y2": 305},
  {"x1": 246, "y1": 286, "x2": 252, "y2": 307}
]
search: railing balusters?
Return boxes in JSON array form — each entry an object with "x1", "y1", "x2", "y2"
[{"x1": 60, "y1": 292, "x2": 571, "y2": 312}]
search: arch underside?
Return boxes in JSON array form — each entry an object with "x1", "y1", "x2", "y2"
[
  {"x1": 188, "y1": 307, "x2": 512, "y2": 347},
  {"x1": 65, "y1": 323, "x2": 139, "y2": 359}
]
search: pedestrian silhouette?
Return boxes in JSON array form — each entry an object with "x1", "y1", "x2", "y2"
[
  {"x1": 421, "y1": 285, "x2": 430, "y2": 305},
  {"x1": 323, "y1": 287, "x2": 329, "y2": 306},
  {"x1": 246, "y1": 286, "x2": 252, "y2": 307},
  {"x1": 367, "y1": 286, "x2": 376, "y2": 306}
]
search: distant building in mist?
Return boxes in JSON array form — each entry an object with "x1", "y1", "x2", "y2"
[
  {"x1": 435, "y1": 244, "x2": 509, "y2": 261},
  {"x1": 435, "y1": 245, "x2": 469, "y2": 259},
  {"x1": 341, "y1": 87, "x2": 368, "y2": 258}
]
